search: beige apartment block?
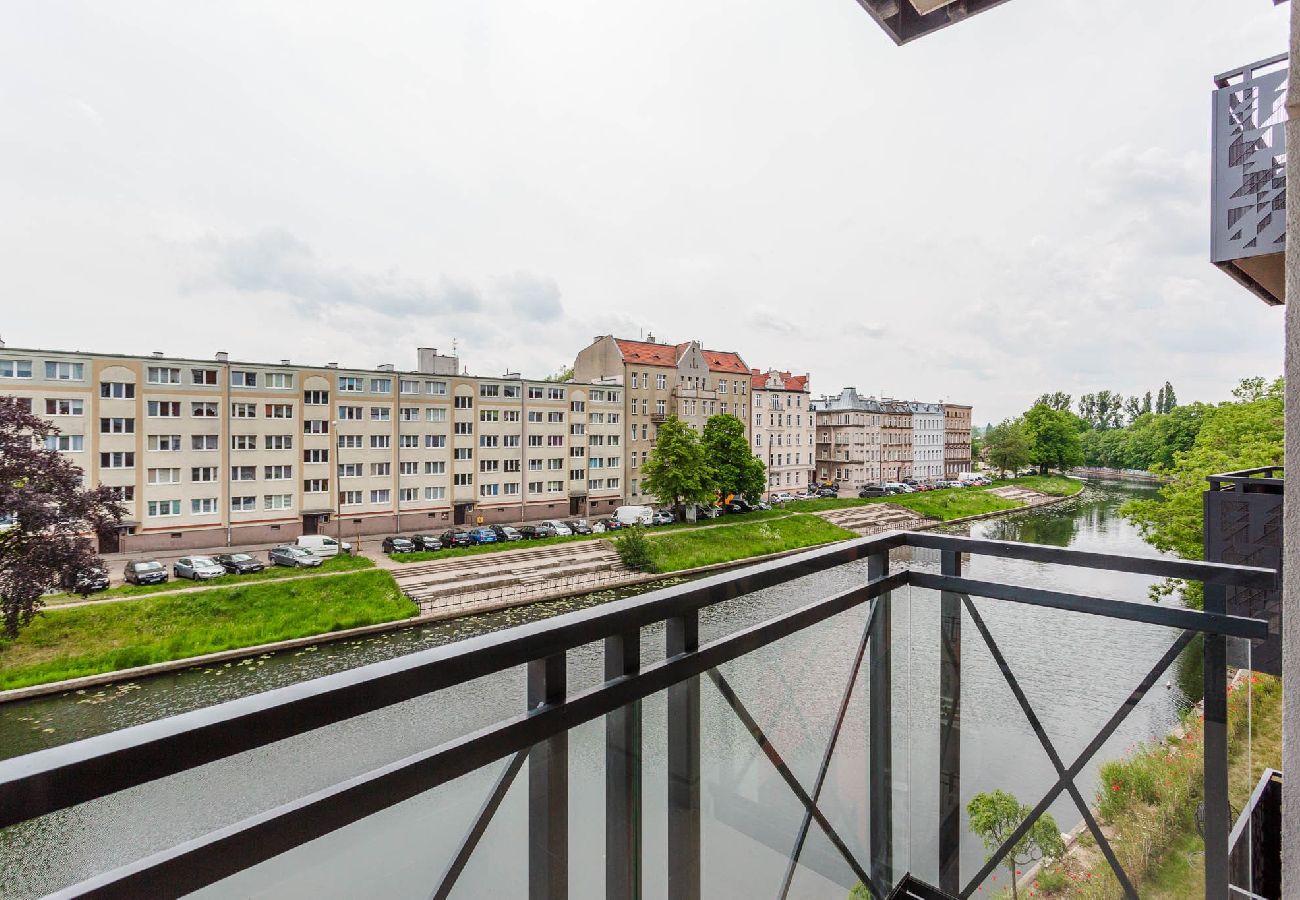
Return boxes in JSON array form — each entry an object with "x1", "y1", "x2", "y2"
[
  {"x1": 811, "y1": 388, "x2": 883, "y2": 489},
  {"x1": 942, "y1": 403, "x2": 974, "y2": 477},
  {"x1": 573, "y1": 335, "x2": 750, "y2": 504},
  {"x1": 880, "y1": 401, "x2": 914, "y2": 482},
  {"x1": 749, "y1": 369, "x2": 813, "y2": 497},
  {"x1": 908, "y1": 401, "x2": 945, "y2": 482},
  {"x1": 0, "y1": 343, "x2": 624, "y2": 553}
]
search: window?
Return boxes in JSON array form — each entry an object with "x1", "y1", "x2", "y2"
[
  {"x1": 454, "y1": 395, "x2": 473, "y2": 409},
  {"x1": 479, "y1": 435, "x2": 498, "y2": 448},
  {"x1": 547, "y1": 458, "x2": 564, "y2": 470},
  {"x1": 231, "y1": 403, "x2": 257, "y2": 418},
  {"x1": 148, "y1": 434, "x2": 182, "y2": 451},
  {"x1": 147, "y1": 401, "x2": 181, "y2": 417},
  {"x1": 191, "y1": 402, "x2": 218, "y2": 418},
  {"x1": 369, "y1": 462, "x2": 391, "y2": 477},
  {"x1": 338, "y1": 376, "x2": 363, "y2": 392},
  {"x1": 424, "y1": 486, "x2": 447, "y2": 501},
  {"x1": 454, "y1": 473, "x2": 473, "y2": 486},
  {"x1": 265, "y1": 403, "x2": 293, "y2": 419},
  {"x1": 338, "y1": 405, "x2": 363, "y2": 420},
  {"x1": 454, "y1": 448, "x2": 473, "y2": 460},
  {"x1": 571, "y1": 446, "x2": 586, "y2": 458},
  {"x1": 630, "y1": 374, "x2": 639, "y2": 389},
  {"x1": 147, "y1": 467, "x2": 181, "y2": 484},
  {"x1": 304, "y1": 419, "x2": 329, "y2": 434},
  {"x1": 148, "y1": 499, "x2": 181, "y2": 517},
  {"x1": 503, "y1": 459, "x2": 521, "y2": 473},
  {"x1": 230, "y1": 434, "x2": 256, "y2": 451},
  {"x1": 231, "y1": 496, "x2": 256, "y2": 512},
  {"x1": 503, "y1": 385, "x2": 521, "y2": 399},
  {"x1": 528, "y1": 458, "x2": 543, "y2": 471},
  {"x1": 400, "y1": 407, "x2": 420, "y2": 422},
  {"x1": 479, "y1": 384, "x2": 500, "y2": 398},
  {"x1": 100, "y1": 381, "x2": 134, "y2": 398},
  {"x1": 479, "y1": 409, "x2": 499, "y2": 423},
  {"x1": 502, "y1": 410, "x2": 520, "y2": 423},
  {"x1": 44, "y1": 398, "x2": 83, "y2": 416},
  {"x1": 230, "y1": 370, "x2": 257, "y2": 387},
  {"x1": 370, "y1": 489, "x2": 391, "y2": 504},
  {"x1": 43, "y1": 434, "x2": 83, "y2": 452},
  {"x1": 304, "y1": 478, "x2": 330, "y2": 493},
  {"x1": 231, "y1": 466, "x2": 256, "y2": 481},
  {"x1": 0, "y1": 359, "x2": 33, "y2": 378},
  {"x1": 190, "y1": 368, "x2": 218, "y2": 386},
  {"x1": 454, "y1": 422, "x2": 473, "y2": 435},
  {"x1": 426, "y1": 380, "x2": 447, "y2": 395},
  {"x1": 107, "y1": 485, "x2": 135, "y2": 501},
  {"x1": 606, "y1": 456, "x2": 620, "y2": 468},
  {"x1": 527, "y1": 411, "x2": 543, "y2": 423},
  {"x1": 99, "y1": 416, "x2": 134, "y2": 434},
  {"x1": 589, "y1": 479, "x2": 604, "y2": 490},
  {"x1": 528, "y1": 386, "x2": 543, "y2": 399},
  {"x1": 547, "y1": 412, "x2": 564, "y2": 423},
  {"x1": 528, "y1": 481, "x2": 543, "y2": 494},
  {"x1": 399, "y1": 434, "x2": 419, "y2": 448},
  {"x1": 338, "y1": 463, "x2": 363, "y2": 478},
  {"x1": 547, "y1": 435, "x2": 564, "y2": 447},
  {"x1": 607, "y1": 477, "x2": 620, "y2": 489},
  {"x1": 424, "y1": 461, "x2": 446, "y2": 475},
  {"x1": 266, "y1": 372, "x2": 293, "y2": 390},
  {"x1": 304, "y1": 448, "x2": 329, "y2": 464},
  {"x1": 304, "y1": 390, "x2": 329, "y2": 405},
  {"x1": 425, "y1": 434, "x2": 447, "y2": 449},
  {"x1": 570, "y1": 424, "x2": 585, "y2": 436},
  {"x1": 399, "y1": 487, "x2": 419, "y2": 502},
  {"x1": 370, "y1": 434, "x2": 390, "y2": 449},
  {"x1": 479, "y1": 459, "x2": 500, "y2": 473},
  {"x1": 265, "y1": 465, "x2": 293, "y2": 480},
  {"x1": 265, "y1": 494, "x2": 293, "y2": 510},
  {"x1": 426, "y1": 408, "x2": 447, "y2": 423},
  {"x1": 546, "y1": 480, "x2": 563, "y2": 493},
  {"x1": 265, "y1": 434, "x2": 293, "y2": 450},
  {"x1": 370, "y1": 378, "x2": 392, "y2": 393},
  {"x1": 528, "y1": 435, "x2": 543, "y2": 447},
  {"x1": 655, "y1": 375, "x2": 666, "y2": 390},
  {"x1": 399, "y1": 461, "x2": 418, "y2": 475},
  {"x1": 717, "y1": 379, "x2": 728, "y2": 394},
  {"x1": 369, "y1": 406, "x2": 391, "y2": 421},
  {"x1": 340, "y1": 491, "x2": 363, "y2": 506},
  {"x1": 100, "y1": 451, "x2": 134, "y2": 468},
  {"x1": 479, "y1": 483, "x2": 499, "y2": 497},
  {"x1": 570, "y1": 469, "x2": 586, "y2": 482},
  {"x1": 145, "y1": 366, "x2": 179, "y2": 384},
  {"x1": 571, "y1": 400, "x2": 585, "y2": 413},
  {"x1": 191, "y1": 467, "x2": 219, "y2": 483},
  {"x1": 547, "y1": 387, "x2": 565, "y2": 400},
  {"x1": 338, "y1": 434, "x2": 363, "y2": 449},
  {"x1": 400, "y1": 380, "x2": 420, "y2": 394}
]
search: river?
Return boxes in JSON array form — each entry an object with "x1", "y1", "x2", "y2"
[{"x1": 0, "y1": 479, "x2": 1198, "y2": 897}]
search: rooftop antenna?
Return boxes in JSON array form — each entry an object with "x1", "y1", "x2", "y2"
[{"x1": 452, "y1": 338, "x2": 458, "y2": 357}]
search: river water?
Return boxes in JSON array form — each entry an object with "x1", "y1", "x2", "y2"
[{"x1": 0, "y1": 480, "x2": 1204, "y2": 897}]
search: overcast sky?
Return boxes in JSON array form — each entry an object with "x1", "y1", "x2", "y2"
[{"x1": 1, "y1": 0, "x2": 1289, "y2": 424}]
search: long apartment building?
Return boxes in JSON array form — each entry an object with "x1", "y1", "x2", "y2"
[
  {"x1": 0, "y1": 343, "x2": 625, "y2": 553},
  {"x1": 811, "y1": 388, "x2": 972, "y2": 488},
  {"x1": 750, "y1": 369, "x2": 814, "y2": 496}
]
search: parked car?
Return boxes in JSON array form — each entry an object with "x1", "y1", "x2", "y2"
[
  {"x1": 61, "y1": 566, "x2": 109, "y2": 594},
  {"x1": 859, "y1": 486, "x2": 890, "y2": 498},
  {"x1": 594, "y1": 518, "x2": 622, "y2": 532},
  {"x1": 753, "y1": 500, "x2": 772, "y2": 510},
  {"x1": 173, "y1": 556, "x2": 227, "y2": 580},
  {"x1": 123, "y1": 559, "x2": 168, "y2": 585},
  {"x1": 489, "y1": 525, "x2": 524, "y2": 542},
  {"x1": 565, "y1": 519, "x2": 594, "y2": 535},
  {"x1": 541, "y1": 520, "x2": 573, "y2": 536},
  {"x1": 439, "y1": 529, "x2": 476, "y2": 548},
  {"x1": 269, "y1": 546, "x2": 323, "y2": 568},
  {"x1": 381, "y1": 536, "x2": 416, "y2": 554},
  {"x1": 816, "y1": 487, "x2": 838, "y2": 498},
  {"x1": 613, "y1": 505, "x2": 654, "y2": 526},
  {"x1": 295, "y1": 535, "x2": 352, "y2": 558},
  {"x1": 519, "y1": 523, "x2": 558, "y2": 539},
  {"x1": 215, "y1": 552, "x2": 265, "y2": 575},
  {"x1": 651, "y1": 511, "x2": 674, "y2": 526},
  {"x1": 468, "y1": 527, "x2": 498, "y2": 545},
  {"x1": 770, "y1": 492, "x2": 796, "y2": 503},
  {"x1": 410, "y1": 534, "x2": 443, "y2": 551},
  {"x1": 725, "y1": 500, "x2": 751, "y2": 514},
  {"x1": 695, "y1": 505, "x2": 721, "y2": 519},
  {"x1": 883, "y1": 482, "x2": 912, "y2": 494}
]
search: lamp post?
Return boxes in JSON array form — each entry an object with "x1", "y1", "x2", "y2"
[{"x1": 333, "y1": 419, "x2": 342, "y2": 547}]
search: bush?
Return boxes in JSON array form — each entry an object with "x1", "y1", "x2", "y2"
[
  {"x1": 615, "y1": 526, "x2": 657, "y2": 573},
  {"x1": 1033, "y1": 867, "x2": 1072, "y2": 893}
]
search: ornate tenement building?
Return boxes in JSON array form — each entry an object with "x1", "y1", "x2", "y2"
[
  {"x1": 811, "y1": 388, "x2": 883, "y2": 489},
  {"x1": 0, "y1": 343, "x2": 624, "y2": 552},
  {"x1": 942, "y1": 403, "x2": 973, "y2": 478},
  {"x1": 749, "y1": 369, "x2": 813, "y2": 497}
]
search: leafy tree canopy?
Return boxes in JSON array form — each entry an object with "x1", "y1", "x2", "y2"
[
  {"x1": 701, "y1": 414, "x2": 766, "y2": 503},
  {"x1": 641, "y1": 416, "x2": 713, "y2": 512},
  {"x1": 967, "y1": 789, "x2": 1064, "y2": 900},
  {"x1": 1022, "y1": 405, "x2": 1083, "y2": 473}
]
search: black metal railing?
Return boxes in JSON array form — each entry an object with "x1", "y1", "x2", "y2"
[
  {"x1": 1229, "y1": 768, "x2": 1282, "y2": 899},
  {"x1": 0, "y1": 531, "x2": 1274, "y2": 899}
]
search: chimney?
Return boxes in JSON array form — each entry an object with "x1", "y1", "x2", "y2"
[
  {"x1": 280, "y1": 359, "x2": 291, "y2": 366},
  {"x1": 151, "y1": 351, "x2": 164, "y2": 358},
  {"x1": 215, "y1": 351, "x2": 228, "y2": 362},
  {"x1": 377, "y1": 363, "x2": 395, "y2": 372},
  {"x1": 417, "y1": 347, "x2": 459, "y2": 376},
  {"x1": 326, "y1": 362, "x2": 339, "y2": 369},
  {"x1": 646, "y1": 332, "x2": 655, "y2": 343}
]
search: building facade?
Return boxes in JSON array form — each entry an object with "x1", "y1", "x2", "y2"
[
  {"x1": 811, "y1": 388, "x2": 883, "y2": 489},
  {"x1": 0, "y1": 343, "x2": 625, "y2": 552},
  {"x1": 909, "y1": 401, "x2": 945, "y2": 482},
  {"x1": 880, "y1": 401, "x2": 914, "y2": 482},
  {"x1": 749, "y1": 369, "x2": 813, "y2": 497},
  {"x1": 942, "y1": 403, "x2": 973, "y2": 478}
]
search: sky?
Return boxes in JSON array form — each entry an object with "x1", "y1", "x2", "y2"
[{"x1": 0, "y1": 0, "x2": 1290, "y2": 425}]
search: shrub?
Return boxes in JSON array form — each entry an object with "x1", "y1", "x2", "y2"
[{"x1": 614, "y1": 526, "x2": 657, "y2": 573}]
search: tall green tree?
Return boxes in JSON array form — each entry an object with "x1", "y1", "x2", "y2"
[
  {"x1": 701, "y1": 414, "x2": 766, "y2": 502},
  {"x1": 1035, "y1": 391, "x2": 1072, "y2": 412},
  {"x1": 1141, "y1": 390, "x2": 1153, "y2": 415},
  {"x1": 967, "y1": 790, "x2": 1065, "y2": 900},
  {"x1": 985, "y1": 418, "x2": 1031, "y2": 476},
  {"x1": 1123, "y1": 395, "x2": 1142, "y2": 424},
  {"x1": 1023, "y1": 405, "x2": 1083, "y2": 473},
  {"x1": 641, "y1": 416, "x2": 713, "y2": 516}
]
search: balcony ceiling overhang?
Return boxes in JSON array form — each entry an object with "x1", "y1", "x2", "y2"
[{"x1": 853, "y1": 0, "x2": 1014, "y2": 45}]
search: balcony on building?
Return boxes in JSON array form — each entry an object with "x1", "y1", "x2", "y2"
[{"x1": 852, "y1": 0, "x2": 1013, "y2": 45}]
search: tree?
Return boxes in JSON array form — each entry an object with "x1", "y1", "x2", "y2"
[
  {"x1": 967, "y1": 790, "x2": 1065, "y2": 900},
  {"x1": 1022, "y1": 405, "x2": 1083, "y2": 474},
  {"x1": 984, "y1": 418, "x2": 1030, "y2": 476},
  {"x1": 1161, "y1": 381, "x2": 1177, "y2": 413},
  {"x1": 701, "y1": 414, "x2": 766, "y2": 503},
  {"x1": 1034, "y1": 392, "x2": 1072, "y2": 412},
  {"x1": 542, "y1": 366, "x2": 574, "y2": 383},
  {"x1": 1123, "y1": 395, "x2": 1142, "y2": 425},
  {"x1": 641, "y1": 416, "x2": 713, "y2": 517},
  {"x1": 1141, "y1": 391, "x2": 1152, "y2": 415},
  {"x1": 0, "y1": 397, "x2": 123, "y2": 637}
]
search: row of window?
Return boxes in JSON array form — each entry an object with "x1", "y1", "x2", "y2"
[
  {"x1": 1, "y1": 360, "x2": 84, "y2": 380},
  {"x1": 148, "y1": 495, "x2": 296, "y2": 517}
]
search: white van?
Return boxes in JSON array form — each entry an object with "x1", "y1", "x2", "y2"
[
  {"x1": 614, "y1": 505, "x2": 654, "y2": 526},
  {"x1": 295, "y1": 535, "x2": 352, "y2": 558}
]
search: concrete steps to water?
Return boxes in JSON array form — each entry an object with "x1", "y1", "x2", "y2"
[{"x1": 815, "y1": 503, "x2": 934, "y2": 535}]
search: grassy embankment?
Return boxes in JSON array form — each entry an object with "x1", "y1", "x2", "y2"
[
  {"x1": 0, "y1": 570, "x2": 415, "y2": 691},
  {"x1": 45, "y1": 554, "x2": 375, "y2": 605},
  {"x1": 1032, "y1": 672, "x2": 1281, "y2": 898},
  {"x1": 635, "y1": 514, "x2": 855, "y2": 573},
  {"x1": 990, "y1": 474, "x2": 1083, "y2": 497},
  {"x1": 784, "y1": 475, "x2": 1084, "y2": 521}
]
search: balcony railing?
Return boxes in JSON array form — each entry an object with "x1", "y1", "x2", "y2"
[{"x1": 0, "y1": 532, "x2": 1273, "y2": 898}]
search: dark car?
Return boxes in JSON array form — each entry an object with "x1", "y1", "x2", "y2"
[
  {"x1": 215, "y1": 552, "x2": 265, "y2": 574},
  {"x1": 490, "y1": 525, "x2": 524, "y2": 542},
  {"x1": 858, "y1": 486, "x2": 890, "y2": 498},
  {"x1": 816, "y1": 487, "x2": 839, "y2": 498},
  {"x1": 61, "y1": 566, "x2": 110, "y2": 595},
  {"x1": 565, "y1": 519, "x2": 594, "y2": 535},
  {"x1": 518, "y1": 523, "x2": 557, "y2": 539},
  {"x1": 382, "y1": 536, "x2": 417, "y2": 554},
  {"x1": 595, "y1": 518, "x2": 622, "y2": 531},
  {"x1": 468, "y1": 527, "x2": 498, "y2": 545},
  {"x1": 725, "y1": 500, "x2": 750, "y2": 514},
  {"x1": 123, "y1": 559, "x2": 168, "y2": 585},
  {"x1": 411, "y1": 534, "x2": 442, "y2": 551},
  {"x1": 439, "y1": 528, "x2": 475, "y2": 548}
]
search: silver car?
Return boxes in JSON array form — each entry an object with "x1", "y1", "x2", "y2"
[
  {"x1": 269, "y1": 546, "x2": 324, "y2": 568},
  {"x1": 173, "y1": 555, "x2": 226, "y2": 580}
]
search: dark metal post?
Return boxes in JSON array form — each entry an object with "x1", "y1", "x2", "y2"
[
  {"x1": 1202, "y1": 581, "x2": 1230, "y2": 897},
  {"x1": 938, "y1": 549, "x2": 962, "y2": 894},
  {"x1": 606, "y1": 630, "x2": 642, "y2": 900},
  {"x1": 667, "y1": 611, "x2": 701, "y2": 900},
  {"x1": 867, "y1": 548, "x2": 893, "y2": 892},
  {"x1": 528, "y1": 653, "x2": 568, "y2": 900}
]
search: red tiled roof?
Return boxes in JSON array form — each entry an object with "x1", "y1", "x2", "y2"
[
  {"x1": 783, "y1": 373, "x2": 808, "y2": 392},
  {"x1": 750, "y1": 369, "x2": 809, "y2": 392},
  {"x1": 702, "y1": 349, "x2": 748, "y2": 374},
  {"x1": 750, "y1": 370, "x2": 767, "y2": 390},
  {"x1": 613, "y1": 339, "x2": 678, "y2": 367}
]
